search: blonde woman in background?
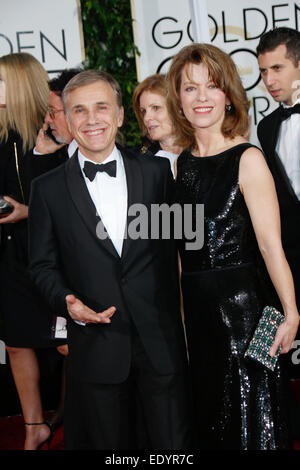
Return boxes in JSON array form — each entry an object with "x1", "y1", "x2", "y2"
[{"x1": 0, "y1": 53, "x2": 66, "y2": 450}]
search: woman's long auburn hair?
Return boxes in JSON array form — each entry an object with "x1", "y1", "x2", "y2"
[
  {"x1": 0, "y1": 53, "x2": 49, "y2": 152},
  {"x1": 133, "y1": 74, "x2": 168, "y2": 139},
  {"x1": 166, "y1": 43, "x2": 250, "y2": 149}
]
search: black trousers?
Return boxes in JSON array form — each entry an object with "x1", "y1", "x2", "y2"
[{"x1": 64, "y1": 327, "x2": 191, "y2": 450}]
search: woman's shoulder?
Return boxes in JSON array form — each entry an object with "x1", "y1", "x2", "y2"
[
  {"x1": 0, "y1": 129, "x2": 20, "y2": 144},
  {"x1": 239, "y1": 143, "x2": 272, "y2": 185},
  {"x1": 140, "y1": 141, "x2": 161, "y2": 156},
  {"x1": 222, "y1": 136, "x2": 264, "y2": 164},
  {"x1": 239, "y1": 143, "x2": 266, "y2": 165},
  {"x1": 0, "y1": 131, "x2": 23, "y2": 162}
]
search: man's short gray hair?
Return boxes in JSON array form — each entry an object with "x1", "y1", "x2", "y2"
[{"x1": 62, "y1": 69, "x2": 123, "y2": 114}]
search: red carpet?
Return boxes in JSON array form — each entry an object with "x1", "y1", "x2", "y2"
[
  {"x1": 0, "y1": 382, "x2": 299, "y2": 451},
  {"x1": 0, "y1": 414, "x2": 299, "y2": 451},
  {"x1": 0, "y1": 415, "x2": 298, "y2": 450},
  {"x1": 0, "y1": 412, "x2": 64, "y2": 450},
  {"x1": 291, "y1": 379, "x2": 300, "y2": 450}
]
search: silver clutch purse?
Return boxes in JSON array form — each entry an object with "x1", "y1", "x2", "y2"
[{"x1": 244, "y1": 306, "x2": 285, "y2": 371}]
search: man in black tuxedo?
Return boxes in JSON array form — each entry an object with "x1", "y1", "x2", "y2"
[
  {"x1": 257, "y1": 27, "x2": 300, "y2": 311},
  {"x1": 28, "y1": 70, "x2": 190, "y2": 450},
  {"x1": 257, "y1": 30, "x2": 300, "y2": 437}
]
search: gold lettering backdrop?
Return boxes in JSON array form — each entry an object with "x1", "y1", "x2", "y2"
[
  {"x1": 0, "y1": 0, "x2": 85, "y2": 78},
  {"x1": 131, "y1": 0, "x2": 300, "y2": 144}
]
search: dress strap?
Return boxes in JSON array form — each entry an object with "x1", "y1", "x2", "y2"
[{"x1": 237, "y1": 143, "x2": 260, "y2": 152}]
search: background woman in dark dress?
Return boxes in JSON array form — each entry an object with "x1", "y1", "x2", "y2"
[
  {"x1": 0, "y1": 53, "x2": 66, "y2": 450},
  {"x1": 133, "y1": 74, "x2": 182, "y2": 177},
  {"x1": 167, "y1": 43, "x2": 300, "y2": 449}
]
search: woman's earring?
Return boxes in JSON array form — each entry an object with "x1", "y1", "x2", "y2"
[{"x1": 225, "y1": 104, "x2": 232, "y2": 112}]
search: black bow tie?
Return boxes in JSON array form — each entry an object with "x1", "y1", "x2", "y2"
[
  {"x1": 83, "y1": 160, "x2": 117, "y2": 181},
  {"x1": 279, "y1": 103, "x2": 300, "y2": 121}
]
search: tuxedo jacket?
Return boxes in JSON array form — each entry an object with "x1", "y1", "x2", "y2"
[
  {"x1": 257, "y1": 108, "x2": 300, "y2": 263},
  {"x1": 28, "y1": 146, "x2": 187, "y2": 384},
  {"x1": 30, "y1": 145, "x2": 69, "y2": 180}
]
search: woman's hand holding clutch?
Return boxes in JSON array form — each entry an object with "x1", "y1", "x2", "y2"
[{"x1": 0, "y1": 196, "x2": 28, "y2": 223}]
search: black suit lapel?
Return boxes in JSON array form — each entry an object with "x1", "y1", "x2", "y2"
[
  {"x1": 65, "y1": 149, "x2": 120, "y2": 259},
  {"x1": 270, "y1": 109, "x2": 281, "y2": 155},
  {"x1": 262, "y1": 108, "x2": 281, "y2": 164},
  {"x1": 266, "y1": 109, "x2": 283, "y2": 177},
  {"x1": 120, "y1": 147, "x2": 143, "y2": 261},
  {"x1": 273, "y1": 150, "x2": 300, "y2": 202},
  {"x1": 266, "y1": 109, "x2": 299, "y2": 202}
]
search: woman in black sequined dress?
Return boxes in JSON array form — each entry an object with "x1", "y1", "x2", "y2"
[{"x1": 167, "y1": 43, "x2": 300, "y2": 450}]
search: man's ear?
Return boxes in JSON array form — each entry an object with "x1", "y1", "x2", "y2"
[
  {"x1": 67, "y1": 116, "x2": 72, "y2": 133},
  {"x1": 118, "y1": 106, "x2": 124, "y2": 127}
]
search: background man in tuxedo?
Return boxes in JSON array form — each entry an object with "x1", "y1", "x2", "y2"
[
  {"x1": 257, "y1": 27, "x2": 300, "y2": 311},
  {"x1": 32, "y1": 69, "x2": 81, "y2": 176},
  {"x1": 257, "y1": 27, "x2": 300, "y2": 437},
  {"x1": 28, "y1": 70, "x2": 190, "y2": 450}
]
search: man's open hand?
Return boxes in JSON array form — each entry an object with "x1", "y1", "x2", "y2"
[{"x1": 66, "y1": 294, "x2": 116, "y2": 324}]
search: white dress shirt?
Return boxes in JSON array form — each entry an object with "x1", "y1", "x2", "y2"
[
  {"x1": 276, "y1": 98, "x2": 300, "y2": 200},
  {"x1": 155, "y1": 150, "x2": 177, "y2": 178},
  {"x1": 71, "y1": 146, "x2": 127, "y2": 327},
  {"x1": 78, "y1": 145, "x2": 128, "y2": 257},
  {"x1": 67, "y1": 139, "x2": 78, "y2": 157}
]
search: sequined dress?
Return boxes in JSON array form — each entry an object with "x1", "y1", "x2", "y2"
[{"x1": 176, "y1": 143, "x2": 291, "y2": 450}]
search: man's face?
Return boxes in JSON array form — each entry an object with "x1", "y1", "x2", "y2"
[
  {"x1": 258, "y1": 44, "x2": 300, "y2": 106},
  {"x1": 65, "y1": 81, "x2": 124, "y2": 162},
  {"x1": 45, "y1": 91, "x2": 73, "y2": 144}
]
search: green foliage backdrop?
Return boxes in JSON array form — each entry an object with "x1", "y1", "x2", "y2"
[{"x1": 81, "y1": 0, "x2": 141, "y2": 146}]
